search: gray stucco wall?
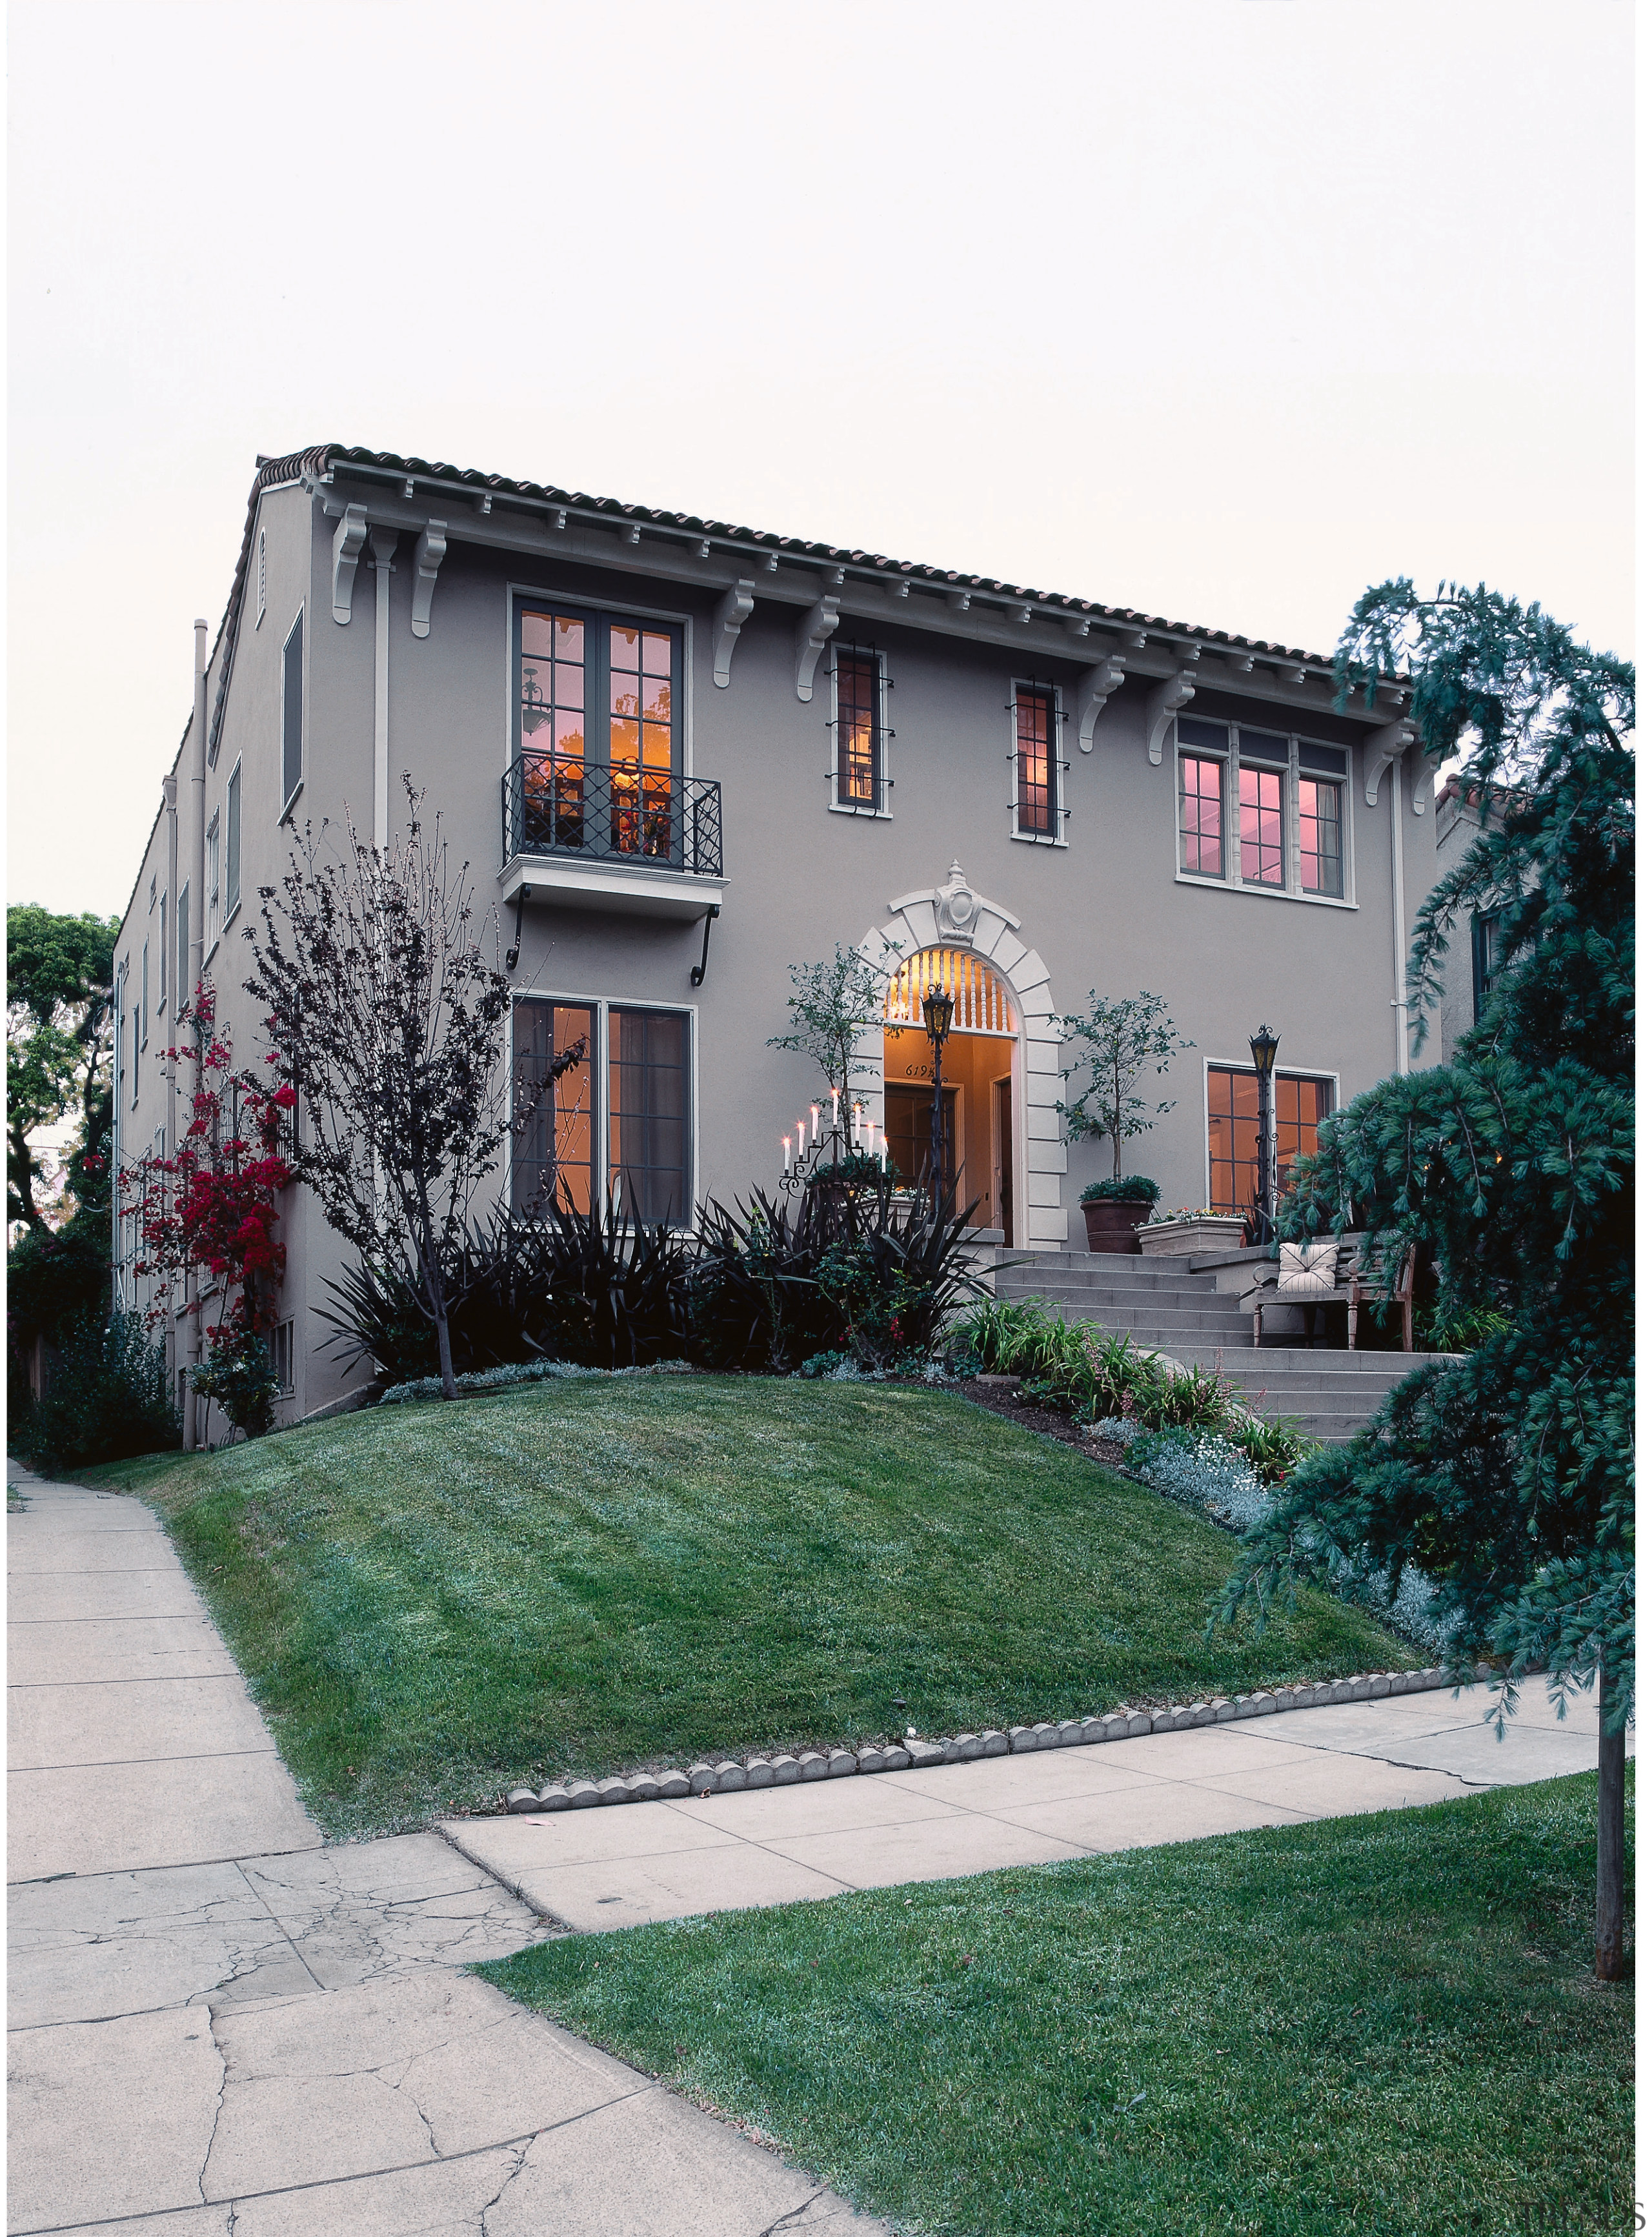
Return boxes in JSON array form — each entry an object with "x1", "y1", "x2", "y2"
[{"x1": 113, "y1": 469, "x2": 1441, "y2": 1428}]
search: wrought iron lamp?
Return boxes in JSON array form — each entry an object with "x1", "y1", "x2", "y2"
[
  {"x1": 1249, "y1": 1024, "x2": 1279, "y2": 1240},
  {"x1": 922, "y1": 984, "x2": 954, "y2": 1219}
]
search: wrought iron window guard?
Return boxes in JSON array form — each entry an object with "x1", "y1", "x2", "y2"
[{"x1": 503, "y1": 754, "x2": 723, "y2": 878}]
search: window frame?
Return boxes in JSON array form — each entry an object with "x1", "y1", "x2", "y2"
[
  {"x1": 509, "y1": 989, "x2": 698, "y2": 1230},
  {"x1": 1203, "y1": 1057, "x2": 1340, "y2": 1215},
  {"x1": 256, "y1": 527, "x2": 267, "y2": 629},
  {"x1": 505, "y1": 581, "x2": 697, "y2": 778},
  {"x1": 1010, "y1": 679, "x2": 1067, "y2": 845},
  {"x1": 206, "y1": 812, "x2": 221, "y2": 958},
  {"x1": 279, "y1": 607, "x2": 305, "y2": 821},
  {"x1": 1174, "y1": 717, "x2": 1355, "y2": 906},
  {"x1": 270, "y1": 1317, "x2": 294, "y2": 1395},
  {"x1": 158, "y1": 890, "x2": 168, "y2": 1010},
  {"x1": 225, "y1": 760, "x2": 242, "y2": 928},
  {"x1": 827, "y1": 643, "x2": 892, "y2": 819},
  {"x1": 176, "y1": 883, "x2": 190, "y2": 1015},
  {"x1": 140, "y1": 942, "x2": 149, "y2": 1049}
]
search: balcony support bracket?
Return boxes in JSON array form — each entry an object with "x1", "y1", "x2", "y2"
[{"x1": 690, "y1": 903, "x2": 720, "y2": 987}]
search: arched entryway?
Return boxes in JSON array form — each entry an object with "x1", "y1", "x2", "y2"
[
  {"x1": 850, "y1": 863, "x2": 1068, "y2": 1250},
  {"x1": 883, "y1": 947, "x2": 1018, "y2": 1237}
]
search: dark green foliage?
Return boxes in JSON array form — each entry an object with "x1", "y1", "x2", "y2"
[
  {"x1": 6, "y1": 903, "x2": 119, "y2": 1231},
  {"x1": 481, "y1": 1772, "x2": 1632, "y2": 2237},
  {"x1": 689, "y1": 1182, "x2": 985, "y2": 1373},
  {"x1": 13, "y1": 1312, "x2": 179, "y2": 1473},
  {"x1": 1222, "y1": 581, "x2": 1633, "y2": 1740},
  {"x1": 319, "y1": 1200, "x2": 692, "y2": 1383},
  {"x1": 192, "y1": 1330, "x2": 279, "y2": 1440},
  {"x1": 1080, "y1": 1175, "x2": 1160, "y2": 1204}
]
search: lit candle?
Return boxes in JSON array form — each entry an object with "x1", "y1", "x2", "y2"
[
  {"x1": 797, "y1": 1122, "x2": 805, "y2": 1162},
  {"x1": 878, "y1": 1133, "x2": 887, "y2": 1171},
  {"x1": 811, "y1": 1104, "x2": 820, "y2": 1142},
  {"x1": 831, "y1": 1088, "x2": 840, "y2": 1132},
  {"x1": 783, "y1": 1135, "x2": 791, "y2": 1175}
]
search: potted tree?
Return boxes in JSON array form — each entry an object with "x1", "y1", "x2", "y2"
[{"x1": 1080, "y1": 1177, "x2": 1160, "y2": 1253}]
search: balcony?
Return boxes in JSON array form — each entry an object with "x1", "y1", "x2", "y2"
[{"x1": 500, "y1": 754, "x2": 727, "y2": 921}]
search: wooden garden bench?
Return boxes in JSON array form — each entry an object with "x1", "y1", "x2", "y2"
[{"x1": 1242, "y1": 1231, "x2": 1416, "y2": 1350}]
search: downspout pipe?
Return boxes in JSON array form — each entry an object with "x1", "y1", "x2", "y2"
[
  {"x1": 162, "y1": 773, "x2": 179, "y2": 1408},
  {"x1": 184, "y1": 620, "x2": 208, "y2": 1448},
  {"x1": 1390, "y1": 753, "x2": 1409, "y2": 1077}
]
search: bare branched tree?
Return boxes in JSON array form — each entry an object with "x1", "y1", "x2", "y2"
[{"x1": 243, "y1": 778, "x2": 583, "y2": 1399}]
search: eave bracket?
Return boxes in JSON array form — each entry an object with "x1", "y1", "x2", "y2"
[
  {"x1": 331, "y1": 504, "x2": 368, "y2": 623},
  {"x1": 712, "y1": 579, "x2": 756, "y2": 688},
  {"x1": 794, "y1": 595, "x2": 842, "y2": 702}
]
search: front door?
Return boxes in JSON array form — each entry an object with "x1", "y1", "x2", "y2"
[{"x1": 994, "y1": 1074, "x2": 1013, "y2": 1245}]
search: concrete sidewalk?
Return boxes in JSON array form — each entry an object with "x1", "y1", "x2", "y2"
[
  {"x1": 443, "y1": 1674, "x2": 1618, "y2": 1934},
  {"x1": 7, "y1": 1470, "x2": 885, "y2": 2237}
]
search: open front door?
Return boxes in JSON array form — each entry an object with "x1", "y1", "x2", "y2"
[{"x1": 994, "y1": 1073, "x2": 1013, "y2": 1246}]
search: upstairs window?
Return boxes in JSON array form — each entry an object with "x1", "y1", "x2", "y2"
[
  {"x1": 225, "y1": 762, "x2": 242, "y2": 922},
  {"x1": 140, "y1": 944, "x2": 149, "y2": 1048},
  {"x1": 516, "y1": 602, "x2": 681, "y2": 859},
  {"x1": 1014, "y1": 683, "x2": 1060, "y2": 838},
  {"x1": 176, "y1": 884, "x2": 190, "y2": 1013},
  {"x1": 1176, "y1": 718, "x2": 1348, "y2": 902},
  {"x1": 281, "y1": 611, "x2": 304, "y2": 813},
  {"x1": 206, "y1": 815, "x2": 221, "y2": 951},
  {"x1": 256, "y1": 528, "x2": 267, "y2": 627},
  {"x1": 832, "y1": 646, "x2": 887, "y2": 811},
  {"x1": 159, "y1": 891, "x2": 168, "y2": 1007}
]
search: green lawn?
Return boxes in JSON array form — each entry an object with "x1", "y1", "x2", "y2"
[
  {"x1": 84, "y1": 1375, "x2": 1411, "y2": 1838},
  {"x1": 482, "y1": 1772, "x2": 1633, "y2": 2237}
]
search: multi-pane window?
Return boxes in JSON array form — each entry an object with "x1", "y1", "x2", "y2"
[
  {"x1": 270, "y1": 1319, "x2": 294, "y2": 1393},
  {"x1": 225, "y1": 763, "x2": 241, "y2": 922},
  {"x1": 140, "y1": 944, "x2": 149, "y2": 1048},
  {"x1": 609, "y1": 1008, "x2": 690, "y2": 1224},
  {"x1": 158, "y1": 892, "x2": 168, "y2": 1009},
  {"x1": 1470, "y1": 907, "x2": 1518, "y2": 1022},
  {"x1": 176, "y1": 884, "x2": 190, "y2": 1013},
  {"x1": 281, "y1": 611, "x2": 304, "y2": 810},
  {"x1": 512, "y1": 1000, "x2": 596, "y2": 1215},
  {"x1": 206, "y1": 815, "x2": 221, "y2": 949},
  {"x1": 1179, "y1": 755, "x2": 1224, "y2": 876},
  {"x1": 516, "y1": 603, "x2": 679, "y2": 860},
  {"x1": 834, "y1": 648, "x2": 882, "y2": 809},
  {"x1": 1207, "y1": 1066, "x2": 1333, "y2": 1215},
  {"x1": 1176, "y1": 718, "x2": 1348, "y2": 901},
  {"x1": 1014, "y1": 683, "x2": 1058, "y2": 836},
  {"x1": 1238, "y1": 765, "x2": 1284, "y2": 886}
]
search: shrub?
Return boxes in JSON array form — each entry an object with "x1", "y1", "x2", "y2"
[
  {"x1": 192, "y1": 1326, "x2": 279, "y2": 1439},
  {"x1": 689, "y1": 1182, "x2": 986, "y2": 1375},
  {"x1": 1079, "y1": 1176, "x2": 1160, "y2": 1204},
  {"x1": 13, "y1": 1311, "x2": 179, "y2": 1473}
]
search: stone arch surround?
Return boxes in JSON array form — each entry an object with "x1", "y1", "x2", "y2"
[{"x1": 851, "y1": 871, "x2": 1068, "y2": 1249}]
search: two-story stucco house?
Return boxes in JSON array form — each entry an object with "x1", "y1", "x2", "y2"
[{"x1": 110, "y1": 444, "x2": 1435, "y2": 1432}]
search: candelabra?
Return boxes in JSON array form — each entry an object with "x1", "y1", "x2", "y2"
[{"x1": 778, "y1": 1089, "x2": 889, "y2": 1197}]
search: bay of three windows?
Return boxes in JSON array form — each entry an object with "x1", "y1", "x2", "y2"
[{"x1": 1177, "y1": 715, "x2": 1347, "y2": 900}]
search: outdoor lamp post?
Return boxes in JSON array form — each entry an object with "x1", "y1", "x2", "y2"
[
  {"x1": 1249, "y1": 1024, "x2": 1279, "y2": 1241},
  {"x1": 922, "y1": 983, "x2": 955, "y2": 1219}
]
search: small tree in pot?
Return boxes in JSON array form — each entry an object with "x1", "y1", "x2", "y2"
[
  {"x1": 1079, "y1": 1176, "x2": 1161, "y2": 1253},
  {"x1": 1061, "y1": 991, "x2": 1191, "y2": 1250}
]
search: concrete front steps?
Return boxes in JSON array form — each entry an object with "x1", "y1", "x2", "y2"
[{"x1": 994, "y1": 1247, "x2": 1423, "y2": 1444}]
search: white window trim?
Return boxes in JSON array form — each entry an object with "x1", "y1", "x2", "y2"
[
  {"x1": 827, "y1": 643, "x2": 892, "y2": 820},
  {"x1": 1174, "y1": 719, "x2": 1356, "y2": 907},
  {"x1": 256, "y1": 527, "x2": 267, "y2": 629},
  {"x1": 140, "y1": 944, "x2": 149, "y2": 1049},
  {"x1": 508, "y1": 989, "x2": 700, "y2": 1230},
  {"x1": 158, "y1": 891, "x2": 168, "y2": 1010},
  {"x1": 1202, "y1": 1055, "x2": 1342, "y2": 1213},
  {"x1": 225, "y1": 758, "x2": 243, "y2": 931},
  {"x1": 279, "y1": 605, "x2": 306, "y2": 822},
  {"x1": 1009, "y1": 678, "x2": 1068, "y2": 847},
  {"x1": 206, "y1": 811, "x2": 221, "y2": 953},
  {"x1": 504, "y1": 582, "x2": 696, "y2": 781}
]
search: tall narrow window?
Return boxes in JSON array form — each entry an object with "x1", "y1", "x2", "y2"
[
  {"x1": 225, "y1": 763, "x2": 242, "y2": 920},
  {"x1": 1298, "y1": 776, "x2": 1342, "y2": 896},
  {"x1": 1014, "y1": 685, "x2": 1056, "y2": 835},
  {"x1": 608, "y1": 1008, "x2": 690, "y2": 1224},
  {"x1": 176, "y1": 883, "x2": 190, "y2": 1011},
  {"x1": 140, "y1": 944, "x2": 149, "y2": 1048},
  {"x1": 281, "y1": 611, "x2": 304, "y2": 810},
  {"x1": 256, "y1": 528, "x2": 267, "y2": 627},
  {"x1": 1206, "y1": 1067, "x2": 1260, "y2": 1215},
  {"x1": 131, "y1": 996, "x2": 141, "y2": 1106},
  {"x1": 1178, "y1": 754, "x2": 1224, "y2": 876},
  {"x1": 1238, "y1": 765, "x2": 1284, "y2": 885},
  {"x1": 834, "y1": 649, "x2": 880, "y2": 807},
  {"x1": 158, "y1": 892, "x2": 168, "y2": 1007},
  {"x1": 512, "y1": 1000, "x2": 595, "y2": 1215},
  {"x1": 608, "y1": 624, "x2": 674, "y2": 858},
  {"x1": 206, "y1": 815, "x2": 221, "y2": 949},
  {"x1": 1274, "y1": 1075, "x2": 1331, "y2": 1189}
]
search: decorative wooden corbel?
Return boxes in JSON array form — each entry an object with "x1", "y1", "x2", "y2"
[
  {"x1": 1363, "y1": 719, "x2": 1416, "y2": 807},
  {"x1": 410, "y1": 521, "x2": 448, "y2": 639},
  {"x1": 1145, "y1": 662, "x2": 1198, "y2": 765},
  {"x1": 331, "y1": 505, "x2": 368, "y2": 623},
  {"x1": 1075, "y1": 654, "x2": 1128, "y2": 752},
  {"x1": 711, "y1": 579, "x2": 756, "y2": 689},
  {"x1": 794, "y1": 595, "x2": 841, "y2": 702}
]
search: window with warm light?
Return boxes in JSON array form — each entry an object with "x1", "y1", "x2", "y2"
[
  {"x1": 516, "y1": 601, "x2": 680, "y2": 860},
  {"x1": 832, "y1": 646, "x2": 884, "y2": 810},
  {"x1": 1014, "y1": 683, "x2": 1060, "y2": 837}
]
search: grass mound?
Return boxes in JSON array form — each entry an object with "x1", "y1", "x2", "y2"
[{"x1": 86, "y1": 1375, "x2": 1410, "y2": 1837}]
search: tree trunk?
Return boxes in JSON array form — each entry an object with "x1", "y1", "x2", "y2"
[
  {"x1": 1595, "y1": 1684, "x2": 1626, "y2": 1982},
  {"x1": 432, "y1": 1289, "x2": 458, "y2": 1401}
]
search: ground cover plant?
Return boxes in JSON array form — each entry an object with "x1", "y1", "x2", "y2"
[
  {"x1": 481, "y1": 1770, "x2": 1633, "y2": 2237},
  {"x1": 77, "y1": 1375, "x2": 1407, "y2": 1838}
]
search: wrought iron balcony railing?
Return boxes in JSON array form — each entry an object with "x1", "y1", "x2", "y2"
[{"x1": 503, "y1": 755, "x2": 723, "y2": 879}]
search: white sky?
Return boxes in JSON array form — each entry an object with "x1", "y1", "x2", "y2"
[{"x1": 6, "y1": 0, "x2": 1635, "y2": 920}]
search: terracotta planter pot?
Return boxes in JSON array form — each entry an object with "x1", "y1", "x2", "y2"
[{"x1": 1082, "y1": 1199, "x2": 1155, "y2": 1253}]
